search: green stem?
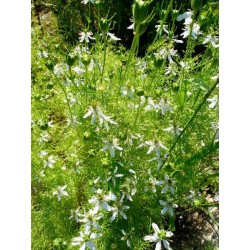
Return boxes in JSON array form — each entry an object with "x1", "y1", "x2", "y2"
[
  {"x1": 144, "y1": 0, "x2": 173, "y2": 58},
  {"x1": 101, "y1": 34, "x2": 107, "y2": 84},
  {"x1": 168, "y1": 80, "x2": 218, "y2": 156},
  {"x1": 133, "y1": 97, "x2": 142, "y2": 128},
  {"x1": 85, "y1": 65, "x2": 88, "y2": 104},
  {"x1": 53, "y1": 73, "x2": 82, "y2": 140},
  {"x1": 122, "y1": 23, "x2": 141, "y2": 83}
]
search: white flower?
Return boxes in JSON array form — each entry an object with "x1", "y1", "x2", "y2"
[
  {"x1": 39, "y1": 51, "x2": 49, "y2": 58},
  {"x1": 164, "y1": 126, "x2": 183, "y2": 137},
  {"x1": 121, "y1": 229, "x2": 131, "y2": 247},
  {"x1": 83, "y1": 106, "x2": 117, "y2": 130},
  {"x1": 38, "y1": 132, "x2": 50, "y2": 144},
  {"x1": 53, "y1": 185, "x2": 68, "y2": 201},
  {"x1": 144, "y1": 223, "x2": 173, "y2": 250},
  {"x1": 109, "y1": 201, "x2": 130, "y2": 222},
  {"x1": 176, "y1": 11, "x2": 193, "y2": 24},
  {"x1": 138, "y1": 140, "x2": 168, "y2": 158},
  {"x1": 177, "y1": 11, "x2": 201, "y2": 39},
  {"x1": 72, "y1": 231, "x2": 101, "y2": 250},
  {"x1": 145, "y1": 98, "x2": 173, "y2": 115},
  {"x1": 81, "y1": 0, "x2": 95, "y2": 4},
  {"x1": 107, "y1": 32, "x2": 121, "y2": 41},
  {"x1": 102, "y1": 138, "x2": 123, "y2": 158},
  {"x1": 145, "y1": 176, "x2": 158, "y2": 193},
  {"x1": 180, "y1": 61, "x2": 189, "y2": 69},
  {"x1": 107, "y1": 166, "x2": 124, "y2": 185},
  {"x1": 53, "y1": 63, "x2": 69, "y2": 77},
  {"x1": 211, "y1": 74, "x2": 219, "y2": 81},
  {"x1": 40, "y1": 170, "x2": 45, "y2": 177},
  {"x1": 167, "y1": 48, "x2": 177, "y2": 64},
  {"x1": 165, "y1": 63, "x2": 177, "y2": 76},
  {"x1": 127, "y1": 19, "x2": 135, "y2": 30},
  {"x1": 39, "y1": 150, "x2": 48, "y2": 158},
  {"x1": 120, "y1": 178, "x2": 137, "y2": 202},
  {"x1": 121, "y1": 85, "x2": 135, "y2": 98},
  {"x1": 148, "y1": 155, "x2": 164, "y2": 170},
  {"x1": 203, "y1": 34, "x2": 219, "y2": 48},
  {"x1": 79, "y1": 31, "x2": 95, "y2": 43},
  {"x1": 159, "y1": 200, "x2": 178, "y2": 216},
  {"x1": 173, "y1": 38, "x2": 183, "y2": 43},
  {"x1": 156, "y1": 175, "x2": 175, "y2": 194},
  {"x1": 181, "y1": 23, "x2": 201, "y2": 39},
  {"x1": 79, "y1": 209, "x2": 102, "y2": 235},
  {"x1": 124, "y1": 133, "x2": 139, "y2": 146},
  {"x1": 67, "y1": 115, "x2": 81, "y2": 128},
  {"x1": 207, "y1": 95, "x2": 218, "y2": 108},
  {"x1": 211, "y1": 122, "x2": 219, "y2": 142},
  {"x1": 69, "y1": 208, "x2": 84, "y2": 223},
  {"x1": 155, "y1": 23, "x2": 169, "y2": 34},
  {"x1": 186, "y1": 190, "x2": 195, "y2": 200},
  {"x1": 88, "y1": 189, "x2": 116, "y2": 213},
  {"x1": 73, "y1": 66, "x2": 85, "y2": 75},
  {"x1": 44, "y1": 155, "x2": 56, "y2": 168}
]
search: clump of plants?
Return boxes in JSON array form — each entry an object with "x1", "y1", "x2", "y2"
[{"x1": 32, "y1": 0, "x2": 219, "y2": 249}]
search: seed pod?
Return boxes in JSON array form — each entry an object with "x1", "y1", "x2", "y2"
[
  {"x1": 171, "y1": 9, "x2": 179, "y2": 20},
  {"x1": 45, "y1": 60, "x2": 54, "y2": 71},
  {"x1": 136, "y1": 87, "x2": 144, "y2": 96},
  {"x1": 153, "y1": 54, "x2": 164, "y2": 68},
  {"x1": 66, "y1": 54, "x2": 77, "y2": 67},
  {"x1": 191, "y1": 0, "x2": 203, "y2": 12},
  {"x1": 46, "y1": 82, "x2": 54, "y2": 89},
  {"x1": 82, "y1": 54, "x2": 91, "y2": 66},
  {"x1": 138, "y1": 21, "x2": 148, "y2": 35},
  {"x1": 132, "y1": 0, "x2": 152, "y2": 24},
  {"x1": 99, "y1": 18, "x2": 110, "y2": 34}
]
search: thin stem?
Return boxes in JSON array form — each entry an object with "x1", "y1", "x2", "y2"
[
  {"x1": 85, "y1": 65, "x2": 88, "y2": 104},
  {"x1": 133, "y1": 97, "x2": 142, "y2": 128},
  {"x1": 144, "y1": 0, "x2": 173, "y2": 58},
  {"x1": 52, "y1": 73, "x2": 83, "y2": 141},
  {"x1": 122, "y1": 23, "x2": 141, "y2": 83},
  {"x1": 168, "y1": 80, "x2": 218, "y2": 156},
  {"x1": 101, "y1": 35, "x2": 107, "y2": 84}
]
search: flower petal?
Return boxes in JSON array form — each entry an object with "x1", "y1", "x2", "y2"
[
  {"x1": 155, "y1": 240, "x2": 162, "y2": 250},
  {"x1": 152, "y1": 223, "x2": 160, "y2": 233},
  {"x1": 163, "y1": 239, "x2": 170, "y2": 249},
  {"x1": 144, "y1": 234, "x2": 158, "y2": 242}
]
